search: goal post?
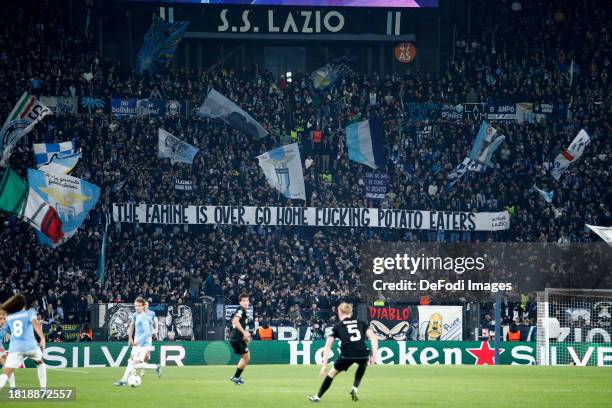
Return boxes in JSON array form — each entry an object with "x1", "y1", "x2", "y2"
[{"x1": 537, "y1": 288, "x2": 612, "y2": 366}]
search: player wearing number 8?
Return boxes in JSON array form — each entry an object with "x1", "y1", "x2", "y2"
[
  {"x1": 308, "y1": 303, "x2": 379, "y2": 403},
  {"x1": 0, "y1": 294, "x2": 47, "y2": 393}
]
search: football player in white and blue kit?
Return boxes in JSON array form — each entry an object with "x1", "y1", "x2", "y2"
[
  {"x1": 0, "y1": 294, "x2": 47, "y2": 392},
  {"x1": 0, "y1": 309, "x2": 17, "y2": 390},
  {"x1": 138, "y1": 300, "x2": 158, "y2": 377},
  {"x1": 114, "y1": 297, "x2": 161, "y2": 386}
]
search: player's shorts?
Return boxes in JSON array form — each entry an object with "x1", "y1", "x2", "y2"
[
  {"x1": 229, "y1": 340, "x2": 249, "y2": 355},
  {"x1": 5, "y1": 348, "x2": 43, "y2": 369},
  {"x1": 130, "y1": 346, "x2": 154, "y2": 362},
  {"x1": 333, "y1": 356, "x2": 368, "y2": 372}
]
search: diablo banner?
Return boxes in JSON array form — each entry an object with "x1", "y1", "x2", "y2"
[
  {"x1": 368, "y1": 303, "x2": 419, "y2": 341},
  {"x1": 112, "y1": 203, "x2": 510, "y2": 232}
]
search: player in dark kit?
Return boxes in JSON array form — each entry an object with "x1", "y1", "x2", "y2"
[
  {"x1": 229, "y1": 293, "x2": 251, "y2": 385},
  {"x1": 308, "y1": 302, "x2": 378, "y2": 402}
]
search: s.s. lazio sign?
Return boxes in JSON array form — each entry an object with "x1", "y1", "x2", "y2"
[{"x1": 28, "y1": 341, "x2": 612, "y2": 368}]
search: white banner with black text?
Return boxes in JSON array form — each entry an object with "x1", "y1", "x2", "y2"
[{"x1": 112, "y1": 204, "x2": 510, "y2": 232}]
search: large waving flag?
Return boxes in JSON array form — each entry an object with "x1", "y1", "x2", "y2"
[
  {"x1": 33, "y1": 140, "x2": 80, "y2": 174},
  {"x1": 550, "y1": 129, "x2": 590, "y2": 180},
  {"x1": 310, "y1": 56, "x2": 354, "y2": 90},
  {"x1": 445, "y1": 122, "x2": 504, "y2": 191},
  {"x1": 346, "y1": 119, "x2": 386, "y2": 170},
  {"x1": 136, "y1": 16, "x2": 190, "y2": 74},
  {"x1": 199, "y1": 89, "x2": 269, "y2": 139},
  {"x1": 0, "y1": 92, "x2": 52, "y2": 166},
  {"x1": 467, "y1": 122, "x2": 505, "y2": 172},
  {"x1": 33, "y1": 140, "x2": 76, "y2": 165},
  {"x1": 0, "y1": 168, "x2": 28, "y2": 215},
  {"x1": 0, "y1": 168, "x2": 63, "y2": 243},
  {"x1": 158, "y1": 128, "x2": 199, "y2": 164},
  {"x1": 257, "y1": 143, "x2": 305, "y2": 200},
  {"x1": 38, "y1": 154, "x2": 81, "y2": 175},
  {"x1": 445, "y1": 158, "x2": 472, "y2": 191},
  {"x1": 27, "y1": 168, "x2": 100, "y2": 247}
]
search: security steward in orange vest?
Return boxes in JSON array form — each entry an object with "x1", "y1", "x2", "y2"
[
  {"x1": 256, "y1": 321, "x2": 274, "y2": 341},
  {"x1": 506, "y1": 322, "x2": 521, "y2": 341}
]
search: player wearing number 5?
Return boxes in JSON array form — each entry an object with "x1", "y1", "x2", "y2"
[
  {"x1": 308, "y1": 302, "x2": 378, "y2": 403},
  {"x1": 0, "y1": 294, "x2": 47, "y2": 392}
]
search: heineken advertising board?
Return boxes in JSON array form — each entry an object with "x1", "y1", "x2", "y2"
[{"x1": 19, "y1": 341, "x2": 612, "y2": 368}]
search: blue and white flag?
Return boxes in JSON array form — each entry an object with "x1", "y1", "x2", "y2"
[
  {"x1": 199, "y1": 89, "x2": 269, "y2": 139},
  {"x1": 310, "y1": 57, "x2": 353, "y2": 91},
  {"x1": 346, "y1": 119, "x2": 386, "y2": 170},
  {"x1": 27, "y1": 168, "x2": 101, "y2": 247},
  {"x1": 257, "y1": 143, "x2": 305, "y2": 201},
  {"x1": 467, "y1": 122, "x2": 505, "y2": 172},
  {"x1": 158, "y1": 128, "x2": 199, "y2": 164},
  {"x1": 550, "y1": 129, "x2": 590, "y2": 181},
  {"x1": 531, "y1": 185, "x2": 554, "y2": 204},
  {"x1": 33, "y1": 140, "x2": 76, "y2": 165},
  {"x1": 39, "y1": 153, "x2": 81, "y2": 175},
  {"x1": 311, "y1": 65, "x2": 340, "y2": 91},
  {"x1": 445, "y1": 157, "x2": 472, "y2": 191}
]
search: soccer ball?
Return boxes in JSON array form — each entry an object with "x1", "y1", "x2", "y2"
[{"x1": 128, "y1": 375, "x2": 142, "y2": 387}]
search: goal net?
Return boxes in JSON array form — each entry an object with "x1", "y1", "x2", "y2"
[{"x1": 537, "y1": 288, "x2": 612, "y2": 366}]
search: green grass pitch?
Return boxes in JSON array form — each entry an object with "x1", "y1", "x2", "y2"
[{"x1": 1, "y1": 365, "x2": 610, "y2": 407}]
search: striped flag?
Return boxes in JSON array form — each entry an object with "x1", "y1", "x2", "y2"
[
  {"x1": 0, "y1": 92, "x2": 52, "y2": 166},
  {"x1": 0, "y1": 167, "x2": 63, "y2": 243},
  {"x1": 345, "y1": 119, "x2": 386, "y2": 170}
]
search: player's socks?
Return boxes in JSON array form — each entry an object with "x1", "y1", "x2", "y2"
[
  {"x1": 354, "y1": 363, "x2": 366, "y2": 388},
  {"x1": 37, "y1": 363, "x2": 47, "y2": 389},
  {"x1": 120, "y1": 362, "x2": 135, "y2": 382},
  {"x1": 8, "y1": 373, "x2": 15, "y2": 388},
  {"x1": 234, "y1": 368, "x2": 243, "y2": 378},
  {"x1": 0, "y1": 373, "x2": 8, "y2": 390},
  {"x1": 317, "y1": 375, "x2": 334, "y2": 398},
  {"x1": 134, "y1": 363, "x2": 158, "y2": 370}
]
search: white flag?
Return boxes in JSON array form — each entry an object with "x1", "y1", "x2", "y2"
[
  {"x1": 550, "y1": 129, "x2": 590, "y2": 180},
  {"x1": 257, "y1": 143, "x2": 305, "y2": 200},
  {"x1": 586, "y1": 224, "x2": 612, "y2": 246},
  {"x1": 199, "y1": 89, "x2": 268, "y2": 138}
]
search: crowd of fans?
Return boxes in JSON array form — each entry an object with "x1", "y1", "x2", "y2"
[{"x1": 0, "y1": 0, "x2": 609, "y2": 338}]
